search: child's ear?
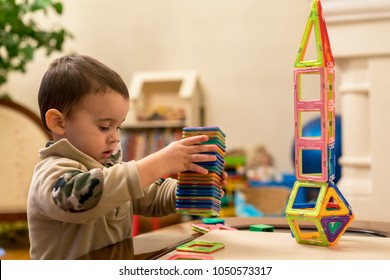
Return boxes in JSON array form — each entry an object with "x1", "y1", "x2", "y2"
[{"x1": 45, "y1": 109, "x2": 65, "y2": 135}]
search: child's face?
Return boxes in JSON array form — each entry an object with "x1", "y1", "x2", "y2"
[{"x1": 63, "y1": 91, "x2": 129, "y2": 164}]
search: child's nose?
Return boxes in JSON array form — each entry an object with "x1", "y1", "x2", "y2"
[{"x1": 109, "y1": 131, "x2": 119, "y2": 143}]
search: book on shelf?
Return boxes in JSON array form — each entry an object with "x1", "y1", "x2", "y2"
[{"x1": 121, "y1": 128, "x2": 182, "y2": 161}]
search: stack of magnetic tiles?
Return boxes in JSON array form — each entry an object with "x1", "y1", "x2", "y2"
[{"x1": 176, "y1": 127, "x2": 226, "y2": 217}]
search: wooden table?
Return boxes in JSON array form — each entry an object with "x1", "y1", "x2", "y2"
[{"x1": 78, "y1": 217, "x2": 390, "y2": 260}]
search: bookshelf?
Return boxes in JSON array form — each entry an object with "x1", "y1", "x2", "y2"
[{"x1": 121, "y1": 70, "x2": 204, "y2": 161}]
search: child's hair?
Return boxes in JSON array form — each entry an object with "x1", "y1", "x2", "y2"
[{"x1": 38, "y1": 55, "x2": 129, "y2": 131}]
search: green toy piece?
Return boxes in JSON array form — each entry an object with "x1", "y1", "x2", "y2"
[
  {"x1": 176, "y1": 241, "x2": 225, "y2": 254},
  {"x1": 202, "y1": 218, "x2": 225, "y2": 225},
  {"x1": 249, "y1": 224, "x2": 274, "y2": 232}
]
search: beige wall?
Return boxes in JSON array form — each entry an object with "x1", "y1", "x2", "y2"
[{"x1": 4, "y1": 0, "x2": 313, "y2": 173}]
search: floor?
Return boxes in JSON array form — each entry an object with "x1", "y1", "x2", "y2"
[
  {"x1": 0, "y1": 234, "x2": 30, "y2": 260},
  {"x1": 0, "y1": 220, "x2": 30, "y2": 260}
]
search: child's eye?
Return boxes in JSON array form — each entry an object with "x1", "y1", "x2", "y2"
[{"x1": 99, "y1": 126, "x2": 109, "y2": 131}]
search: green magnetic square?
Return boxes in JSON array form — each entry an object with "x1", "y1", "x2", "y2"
[
  {"x1": 249, "y1": 224, "x2": 274, "y2": 232},
  {"x1": 202, "y1": 218, "x2": 225, "y2": 225}
]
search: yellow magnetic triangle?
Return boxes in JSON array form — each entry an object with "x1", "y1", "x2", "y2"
[
  {"x1": 319, "y1": 186, "x2": 350, "y2": 216},
  {"x1": 294, "y1": 0, "x2": 334, "y2": 68}
]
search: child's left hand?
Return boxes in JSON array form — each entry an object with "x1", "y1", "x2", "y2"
[{"x1": 221, "y1": 171, "x2": 228, "y2": 187}]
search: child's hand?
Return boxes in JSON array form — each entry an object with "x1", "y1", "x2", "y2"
[
  {"x1": 136, "y1": 135, "x2": 220, "y2": 188},
  {"x1": 160, "y1": 135, "x2": 219, "y2": 174},
  {"x1": 221, "y1": 171, "x2": 228, "y2": 187}
]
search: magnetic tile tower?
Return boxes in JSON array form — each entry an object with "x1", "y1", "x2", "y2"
[{"x1": 284, "y1": 0, "x2": 354, "y2": 246}]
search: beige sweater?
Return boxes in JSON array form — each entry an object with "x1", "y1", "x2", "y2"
[{"x1": 27, "y1": 139, "x2": 177, "y2": 259}]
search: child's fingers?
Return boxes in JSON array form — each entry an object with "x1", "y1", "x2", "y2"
[
  {"x1": 181, "y1": 135, "x2": 209, "y2": 145},
  {"x1": 186, "y1": 144, "x2": 218, "y2": 156},
  {"x1": 185, "y1": 162, "x2": 209, "y2": 174},
  {"x1": 190, "y1": 153, "x2": 217, "y2": 163}
]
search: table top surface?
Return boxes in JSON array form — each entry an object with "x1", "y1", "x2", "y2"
[{"x1": 78, "y1": 217, "x2": 390, "y2": 260}]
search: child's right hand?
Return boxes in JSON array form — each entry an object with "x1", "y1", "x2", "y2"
[
  {"x1": 136, "y1": 135, "x2": 219, "y2": 188},
  {"x1": 161, "y1": 135, "x2": 218, "y2": 174}
]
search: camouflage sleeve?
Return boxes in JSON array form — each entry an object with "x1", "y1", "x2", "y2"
[
  {"x1": 133, "y1": 177, "x2": 177, "y2": 216},
  {"x1": 51, "y1": 168, "x2": 104, "y2": 212}
]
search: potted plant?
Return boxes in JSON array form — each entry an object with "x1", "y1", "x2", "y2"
[{"x1": 0, "y1": 0, "x2": 72, "y2": 98}]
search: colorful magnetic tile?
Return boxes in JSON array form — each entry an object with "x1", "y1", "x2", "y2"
[
  {"x1": 192, "y1": 223, "x2": 237, "y2": 234},
  {"x1": 176, "y1": 191, "x2": 222, "y2": 200},
  {"x1": 249, "y1": 224, "x2": 274, "y2": 232},
  {"x1": 321, "y1": 216, "x2": 351, "y2": 243},
  {"x1": 176, "y1": 191, "x2": 222, "y2": 199},
  {"x1": 176, "y1": 200, "x2": 221, "y2": 207},
  {"x1": 285, "y1": 181, "x2": 328, "y2": 218},
  {"x1": 317, "y1": 0, "x2": 334, "y2": 67},
  {"x1": 176, "y1": 208, "x2": 221, "y2": 214},
  {"x1": 178, "y1": 178, "x2": 222, "y2": 185},
  {"x1": 177, "y1": 186, "x2": 222, "y2": 193},
  {"x1": 176, "y1": 194, "x2": 222, "y2": 201},
  {"x1": 327, "y1": 181, "x2": 354, "y2": 215},
  {"x1": 167, "y1": 253, "x2": 213, "y2": 260},
  {"x1": 202, "y1": 218, "x2": 225, "y2": 224},
  {"x1": 286, "y1": 216, "x2": 329, "y2": 247},
  {"x1": 192, "y1": 223, "x2": 220, "y2": 234},
  {"x1": 199, "y1": 139, "x2": 226, "y2": 151},
  {"x1": 216, "y1": 224, "x2": 237, "y2": 231},
  {"x1": 318, "y1": 185, "x2": 351, "y2": 216},
  {"x1": 183, "y1": 126, "x2": 226, "y2": 137},
  {"x1": 176, "y1": 202, "x2": 221, "y2": 209},
  {"x1": 286, "y1": 0, "x2": 353, "y2": 248},
  {"x1": 176, "y1": 241, "x2": 225, "y2": 254},
  {"x1": 176, "y1": 126, "x2": 226, "y2": 217},
  {"x1": 294, "y1": 0, "x2": 334, "y2": 68},
  {"x1": 197, "y1": 158, "x2": 225, "y2": 171},
  {"x1": 178, "y1": 171, "x2": 222, "y2": 180},
  {"x1": 176, "y1": 208, "x2": 219, "y2": 217}
]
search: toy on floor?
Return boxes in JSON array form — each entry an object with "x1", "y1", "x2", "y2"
[
  {"x1": 284, "y1": 0, "x2": 354, "y2": 246},
  {"x1": 176, "y1": 126, "x2": 226, "y2": 217}
]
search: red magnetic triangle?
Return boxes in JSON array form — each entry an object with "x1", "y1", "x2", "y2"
[{"x1": 317, "y1": 0, "x2": 334, "y2": 67}]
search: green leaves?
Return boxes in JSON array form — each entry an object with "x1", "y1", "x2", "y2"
[
  {"x1": 0, "y1": 0, "x2": 72, "y2": 91},
  {"x1": 30, "y1": 0, "x2": 63, "y2": 14}
]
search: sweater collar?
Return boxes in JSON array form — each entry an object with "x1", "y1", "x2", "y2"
[{"x1": 40, "y1": 139, "x2": 121, "y2": 169}]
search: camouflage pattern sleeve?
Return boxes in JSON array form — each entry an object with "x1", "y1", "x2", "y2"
[
  {"x1": 133, "y1": 177, "x2": 177, "y2": 216},
  {"x1": 51, "y1": 169, "x2": 104, "y2": 212}
]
